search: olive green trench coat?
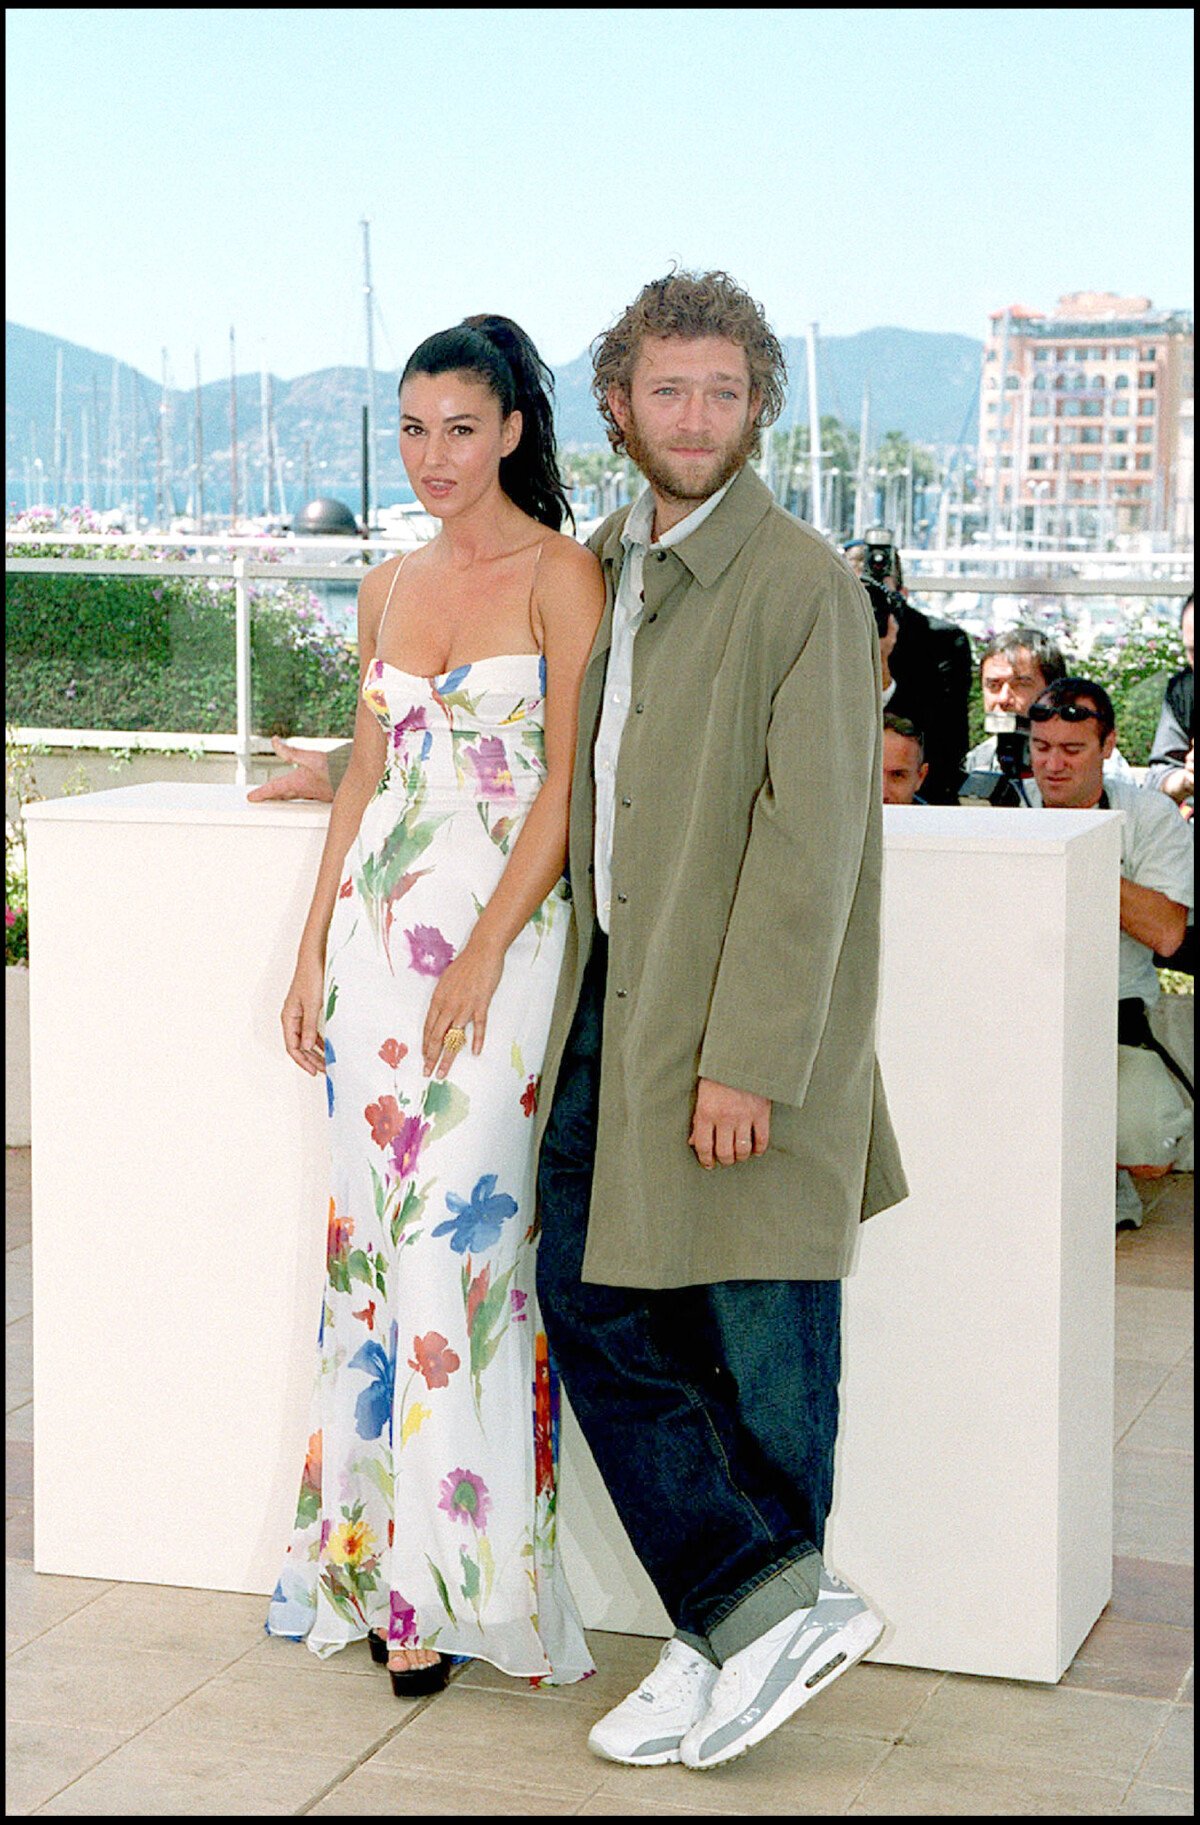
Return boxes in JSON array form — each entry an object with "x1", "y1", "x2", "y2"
[{"x1": 533, "y1": 464, "x2": 908, "y2": 1289}]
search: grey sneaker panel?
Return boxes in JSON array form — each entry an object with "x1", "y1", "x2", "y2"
[
  {"x1": 628, "y1": 1734, "x2": 683, "y2": 1758},
  {"x1": 697, "y1": 1594, "x2": 869, "y2": 1759}
]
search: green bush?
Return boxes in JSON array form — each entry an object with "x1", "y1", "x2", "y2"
[{"x1": 5, "y1": 570, "x2": 360, "y2": 739}]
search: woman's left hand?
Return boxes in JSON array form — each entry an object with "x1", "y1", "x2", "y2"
[{"x1": 422, "y1": 936, "x2": 505, "y2": 1077}]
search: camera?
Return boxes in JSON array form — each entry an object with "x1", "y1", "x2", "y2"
[
  {"x1": 958, "y1": 711, "x2": 1033, "y2": 807},
  {"x1": 862, "y1": 578, "x2": 906, "y2": 639},
  {"x1": 861, "y1": 525, "x2": 898, "y2": 586}
]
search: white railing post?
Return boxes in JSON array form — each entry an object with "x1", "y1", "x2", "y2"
[{"x1": 233, "y1": 555, "x2": 251, "y2": 787}]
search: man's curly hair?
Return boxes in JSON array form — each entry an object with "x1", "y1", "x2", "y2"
[{"x1": 591, "y1": 269, "x2": 788, "y2": 456}]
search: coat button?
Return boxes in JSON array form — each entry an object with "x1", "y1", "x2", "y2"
[
  {"x1": 616, "y1": 988, "x2": 628, "y2": 998},
  {"x1": 586, "y1": 861, "x2": 594, "y2": 875},
  {"x1": 654, "y1": 550, "x2": 667, "y2": 562},
  {"x1": 646, "y1": 612, "x2": 658, "y2": 623},
  {"x1": 621, "y1": 794, "x2": 632, "y2": 807},
  {"x1": 635, "y1": 702, "x2": 644, "y2": 713},
  {"x1": 616, "y1": 892, "x2": 628, "y2": 904}
]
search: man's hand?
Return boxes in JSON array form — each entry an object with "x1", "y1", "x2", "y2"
[
  {"x1": 689, "y1": 1078, "x2": 771, "y2": 1168},
  {"x1": 246, "y1": 736, "x2": 335, "y2": 804}
]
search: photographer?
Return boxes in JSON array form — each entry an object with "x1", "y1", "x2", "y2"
[
  {"x1": 882, "y1": 713, "x2": 929, "y2": 805},
  {"x1": 1145, "y1": 594, "x2": 1194, "y2": 822},
  {"x1": 961, "y1": 629, "x2": 1134, "y2": 805},
  {"x1": 855, "y1": 534, "x2": 972, "y2": 805},
  {"x1": 1027, "y1": 678, "x2": 1193, "y2": 1222}
]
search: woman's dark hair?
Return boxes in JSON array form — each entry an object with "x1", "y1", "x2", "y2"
[{"x1": 399, "y1": 314, "x2": 572, "y2": 530}]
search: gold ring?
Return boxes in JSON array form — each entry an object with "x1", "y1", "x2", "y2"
[{"x1": 442, "y1": 1026, "x2": 467, "y2": 1054}]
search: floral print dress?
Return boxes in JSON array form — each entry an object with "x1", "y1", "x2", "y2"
[{"x1": 266, "y1": 648, "x2": 593, "y2": 1684}]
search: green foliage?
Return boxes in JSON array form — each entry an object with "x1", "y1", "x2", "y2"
[
  {"x1": 5, "y1": 732, "x2": 40, "y2": 966},
  {"x1": 961, "y1": 624, "x2": 1186, "y2": 766},
  {"x1": 6, "y1": 569, "x2": 360, "y2": 738}
]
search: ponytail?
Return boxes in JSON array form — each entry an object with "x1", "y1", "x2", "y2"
[{"x1": 400, "y1": 314, "x2": 572, "y2": 531}]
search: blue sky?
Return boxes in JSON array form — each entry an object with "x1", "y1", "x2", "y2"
[{"x1": 5, "y1": 7, "x2": 1194, "y2": 384}]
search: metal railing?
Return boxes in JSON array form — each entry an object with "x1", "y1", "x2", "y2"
[{"x1": 6, "y1": 532, "x2": 1194, "y2": 781}]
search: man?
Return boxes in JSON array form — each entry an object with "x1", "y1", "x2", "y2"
[
  {"x1": 882, "y1": 712, "x2": 929, "y2": 804},
  {"x1": 251, "y1": 270, "x2": 909, "y2": 1771},
  {"x1": 1145, "y1": 594, "x2": 1194, "y2": 822},
  {"x1": 847, "y1": 536, "x2": 971, "y2": 806},
  {"x1": 1026, "y1": 678, "x2": 1193, "y2": 1223},
  {"x1": 530, "y1": 269, "x2": 906, "y2": 1774},
  {"x1": 964, "y1": 628, "x2": 1133, "y2": 787}
]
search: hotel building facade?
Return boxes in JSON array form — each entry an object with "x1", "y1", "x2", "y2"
[{"x1": 977, "y1": 292, "x2": 1193, "y2": 545}]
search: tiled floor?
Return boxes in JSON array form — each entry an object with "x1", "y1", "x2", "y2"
[{"x1": 6, "y1": 1145, "x2": 1193, "y2": 1815}]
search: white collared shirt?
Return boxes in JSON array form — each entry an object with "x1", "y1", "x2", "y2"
[{"x1": 593, "y1": 479, "x2": 734, "y2": 931}]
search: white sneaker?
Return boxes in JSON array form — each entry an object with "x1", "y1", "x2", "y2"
[
  {"x1": 680, "y1": 1569, "x2": 884, "y2": 1770},
  {"x1": 587, "y1": 1638, "x2": 719, "y2": 1765}
]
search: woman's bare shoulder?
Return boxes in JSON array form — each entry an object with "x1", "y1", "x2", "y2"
[{"x1": 536, "y1": 528, "x2": 604, "y2": 590}]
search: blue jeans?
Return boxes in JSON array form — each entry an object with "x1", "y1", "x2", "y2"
[{"x1": 536, "y1": 933, "x2": 842, "y2": 1665}]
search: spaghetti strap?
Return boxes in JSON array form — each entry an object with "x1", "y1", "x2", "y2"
[
  {"x1": 527, "y1": 541, "x2": 547, "y2": 651},
  {"x1": 376, "y1": 552, "x2": 409, "y2": 650}
]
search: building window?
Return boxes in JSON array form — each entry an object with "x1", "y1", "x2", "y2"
[
  {"x1": 1029, "y1": 456, "x2": 1047, "y2": 471},
  {"x1": 1029, "y1": 426, "x2": 1049, "y2": 442},
  {"x1": 1034, "y1": 347, "x2": 1051, "y2": 361},
  {"x1": 1143, "y1": 347, "x2": 1157, "y2": 360},
  {"x1": 1032, "y1": 372, "x2": 1049, "y2": 389},
  {"x1": 1089, "y1": 346, "x2": 1107, "y2": 361},
  {"x1": 1138, "y1": 399, "x2": 1156, "y2": 417},
  {"x1": 1139, "y1": 371, "x2": 1155, "y2": 389},
  {"x1": 1080, "y1": 428, "x2": 1103, "y2": 444},
  {"x1": 1074, "y1": 399, "x2": 1103, "y2": 417},
  {"x1": 1115, "y1": 346, "x2": 1135, "y2": 359},
  {"x1": 1114, "y1": 373, "x2": 1130, "y2": 388},
  {"x1": 1112, "y1": 428, "x2": 1129, "y2": 443},
  {"x1": 1030, "y1": 399, "x2": 1050, "y2": 417},
  {"x1": 1070, "y1": 373, "x2": 1086, "y2": 390},
  {"x1": 1135, "y1": 454, "x2": 1152, "y2": 470},
  {"x1": 1110, "y1": 455, "x2": 1128, "y2": 470},
  {"x1": 1137, "y1": 425, "x2": 1155, "y2": 443},
  {"x1": 1079, "y1": 456, "x2": 1102, "y2": 471},
  {"x1": 1111, "y1": 399, "x2": 1130, "y2": 417}
]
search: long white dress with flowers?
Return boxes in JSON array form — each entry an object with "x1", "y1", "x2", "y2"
[{"x1": 266, "y1": 650, "x2": 593, "y2": 1683}]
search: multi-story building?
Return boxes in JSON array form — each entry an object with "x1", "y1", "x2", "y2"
[{"x1": 977, "y1": 293, "x2": 1194, "y2": 545}]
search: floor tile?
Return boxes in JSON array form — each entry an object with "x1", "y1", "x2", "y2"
[
  {"x1": 5, "y1": 1718, "x2": 130, "y2": 1815},
  {"x1": 7, "y1": 1398, "x2": 33, "y2": 1442},
  {"x1": 5, "y1": 1147, "x2": 32, "y2": 1251},
  {"x1": 33, "y1": 1579, "x2": 271, "y2": 1661},
  {"x1": 8, "y1": 1499, "x2": 34, "y2": 1562},
  {"x1": 1112, "y1": 1501, "x2": 1194, "y2": 1566},
  {"x1": 6, "y1": 1562, "x2": 115, "y2": 1654},
  {"x1": 1120, "y1": 1781, "x2": 1195, "y2": 1814},
  {"x1": 29, "y1": 1738, "x2": 352, "y2": 1816},
  {"x1": 365, "y1": 1685, "x2": 606, "y2": 1795},
  {"x1": 1108, "y1": 1558, "x2": 1193, "y2": 1628},
  {"x1": 6, "y1": 1312, "x2": 33, "y2": 1409},
  {"x1": 775, "y1": 1661, "x2": 944, "y2": 1742},
  {"x1": 453, "y1": 1626, "x2": 663, "y2": 1713},
  {"x1": 1114, "y1": 1449, "x2": 1193, "y2": 1511},
  {"x1": 6, "y1": 1242, "x2": 32, "y2": 1323},
  {"x1": 1114, "y1": 1288, "x2": 1193, "y2": 1365},
  {"x1": 7, "y1": 1436, "x2": 33, "y2": 1498},
  {"x1": 124, "y1": 1651, "x2": 425, "y2": 1764},
  {"x1": 309, "y1": 1764, "x2": 590, "y2": 1816},
  {"x1": 1151, "y1": 1362, "x2": 1194, "y2": 1412},
  {"x1": 7, "y1": 1636, "x2": 234, "y2": 1735},
  {"x1": 1114, "y1": 1360, "x2": 1172, "y2": 1441},
  {"x1": 1060, "y1": 1615, "x2": 1194, "y2": 1699},
  {"x1": 848, "y1": 1742, "x2": 1127, "y2": 1814},
  {"x1": 239, "y1": 1629, "x2": 388, "y2": 1679},
  {"x1": 1123, "y1": 1399, "x2": 1195, "y2": 1454},
  {"x1": 1137, "y1": 1705, "x2": 1194, "y2": 1789},
  {"x1": 589, "y1": 1726, "x2": 892, "y2": 1815},
  {"x1": 899, "y1": 1675, "x2": 1170, "y2": 1783}
]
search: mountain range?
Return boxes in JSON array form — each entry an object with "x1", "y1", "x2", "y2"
[{"x1": 7, "y1": 319, "x2": 982, "y2": 519}]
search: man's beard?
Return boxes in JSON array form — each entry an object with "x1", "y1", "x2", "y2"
[{"x1": 622, "y1": 407, "x2": 759, "y2": 507}]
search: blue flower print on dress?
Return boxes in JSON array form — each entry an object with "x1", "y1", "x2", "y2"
[
  {"x1": 348, "y1": 1319, "x2": 398, "y2": 1443},
  {"x1": 538, "y1": 653, "x2": 547, "y2": 697},
  {"x1": 324, "y1": 1038, "x2": 336, "y2": 1116},
  {"x1": 432, "y1": 1173, "x2": 518, "y2": 1254},
  {"x1": 439, "y1": 664, "x2": 471, "y2": 694}
]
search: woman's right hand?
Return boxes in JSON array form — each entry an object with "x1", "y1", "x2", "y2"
[{"x1": 282, "y1": 954, "x2": 328, "y2": 1075}]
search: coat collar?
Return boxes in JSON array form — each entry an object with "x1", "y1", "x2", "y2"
[{"x1": 596, "y1": 463, "x2": 775, "y2": 589}]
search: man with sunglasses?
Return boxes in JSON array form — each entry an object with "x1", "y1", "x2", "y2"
[{"x1": 1026, "y1": 679, "x2": 1193, "y2": 1221}]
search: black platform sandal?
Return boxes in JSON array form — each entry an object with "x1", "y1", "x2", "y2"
[{"x1": 387, "y1": 1653, "x2": 451, "y2": 1697}]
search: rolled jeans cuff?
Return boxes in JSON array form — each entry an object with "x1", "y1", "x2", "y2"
[{"x1": 698, "y1": 1548, "x2": 825, "y2": 1665}]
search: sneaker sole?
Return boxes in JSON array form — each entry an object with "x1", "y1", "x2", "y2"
[{"x1": 683, "y1": 1607, "x2": 885, "y2": 1770}]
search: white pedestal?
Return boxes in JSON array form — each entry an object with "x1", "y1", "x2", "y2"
[{"x1": 26, "y1": 788, "x2": 1121, "y2": 1682}]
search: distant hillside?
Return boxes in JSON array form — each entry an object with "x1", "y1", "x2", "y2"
[{"x1": 6, "y1": 319, "x2": 982, "y2": 518}]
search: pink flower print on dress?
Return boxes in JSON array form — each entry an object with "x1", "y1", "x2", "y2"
[
  {"x1": 405, "y1": 924, "x2": 456, "y2": 977},
  {"x1": 389, "y1": 1590, "x2": 419, "y2": 1647},
  {"x1": 438, "y1": 1467, "x2": 491, "y2": 1530},
  {"x1": 364, "y1": 1094, "x2": 405, "y2": 1149},
  {"x1": 465, "y1": 735, "x2": 516, "y2": 802},
  {"x1": 391, "y1": 1114, "x2": 431, "y2": 1182},
  {"x1": 408, "y1": 1331, "x2": 461, "y2": 1388},
  {"x1": 378, "y1": 1038, "x2": 408, "y2": 1068}
]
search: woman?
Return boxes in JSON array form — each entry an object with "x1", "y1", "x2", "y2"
[{"x1": 266, "y1": 315, "x2": 605, "y2": 1695}]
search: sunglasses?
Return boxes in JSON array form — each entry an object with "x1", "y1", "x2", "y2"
[{"x1": 1028, "y1": 701, "x2": 1106, "y2": 725}]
